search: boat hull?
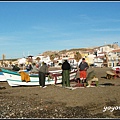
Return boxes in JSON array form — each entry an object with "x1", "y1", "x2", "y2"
[
  {"x1": 0, "y1": 72, "x2": 7, "y2": 81},
  {"x1": 1, "y1": 68, "x2": 77, "y2": 87}
]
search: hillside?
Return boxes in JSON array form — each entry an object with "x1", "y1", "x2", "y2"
[{"x1": 42, "y1": 43, "x2": 119, "y2": 57}]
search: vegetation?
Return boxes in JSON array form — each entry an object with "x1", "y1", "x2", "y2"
[
  {"x1": 74, "y1": 52, "x2": 82, "y2": 62},
  {"x1": 50, "y1": 54, "x2": 55, "y2": 62},
  {"x1": 35, "y1": 57, "x2": 41, "y2": 63}
]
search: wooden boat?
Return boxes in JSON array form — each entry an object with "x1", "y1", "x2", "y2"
[
  {"x1": 0, "y1": 68, "x2": 77, "y2": 87},
  {"x1": 106, "y1": 70, "x2": 116, "y2": 79},
  {"x1": 112, "y1": 66, "x2": 120, "y2": 71},
  {"x1": 106, "y1": 67, "x2": 120, "y2": 79}
]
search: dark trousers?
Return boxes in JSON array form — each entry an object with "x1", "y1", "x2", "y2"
[
  {"x1": 39, "y1": 71, "x2": 45, "y2": 87},
  {"x1": 62, "y1": 70, "x2": 70, "y2": 87}
]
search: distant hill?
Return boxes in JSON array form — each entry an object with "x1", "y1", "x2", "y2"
[
  {"x1": 42, "y1": 47, "x2": 96, "y2": 57},
  {"x1": 42, "y1": 43, "x2": 119, "y2": 57}
]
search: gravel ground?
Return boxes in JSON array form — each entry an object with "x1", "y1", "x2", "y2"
[{"x1": 0, "y1": 67, "x2": 120, "y2": 118}]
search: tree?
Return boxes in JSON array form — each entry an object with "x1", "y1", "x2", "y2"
[
  {"x1": 9, "y1": 61, "x2": 12, "y2": 66},
  {"x1": 54, "y1": 53, "x2": 60, "y2": 59},
  {"x1": 74, "y1": 52, "x2": 82, "y2": 66},
  {"x1": 50, "y1": 54, "x2": 55, "y2": 62},
  {"x1": 50, "y1": 54, "x2": 55, "y2": 66},
  {"x1": 35, "y1": 57, "x2": 41, "y2": 63}
]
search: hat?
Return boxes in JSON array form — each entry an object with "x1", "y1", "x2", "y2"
[
  {"x1": 64, "y1": 60, "x2": 68, "y2": 62},
  {"x1": 82, "y1": 58, "x2": 85, "y2": 60}
]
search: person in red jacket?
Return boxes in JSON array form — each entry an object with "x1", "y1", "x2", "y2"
[{"x1": 79, "y1": 58, "x2": 89, "y2": 87}]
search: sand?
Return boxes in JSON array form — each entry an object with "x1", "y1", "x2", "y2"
[{"x1": 0, "y1": 67, "x2": 120, "y2": 118}]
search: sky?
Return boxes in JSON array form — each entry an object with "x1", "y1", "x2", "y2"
[{"x1": 0, "y1": 1, "x2": 120, "y2": 59}]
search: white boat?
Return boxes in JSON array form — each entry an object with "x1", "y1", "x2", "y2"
[
  {"x1": 49, "y1": 69, "x2": 62, "y2": 73},
  {"x1": 112, "y1": 66, "x2": 120, "y2": 71},
  {"x1": 0, "y1": 71, "x2": 7, "y2": 81},
  {"x1": 0, "y1": 68, "x2": 77, "y2": 87}
]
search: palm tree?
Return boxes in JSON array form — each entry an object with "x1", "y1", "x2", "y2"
[
  {"x1": 9, "y1": 61, "x2": 12, "y2": 66},
  {"x1": 50, "y1": 54, "x2": 55, "y2": 61},
  {"x1": 74, "y1": 52, "x2": 82, "y2": 66},
  {"x1": 50, "y1": 54, "x2": 55, "y2": 66}
]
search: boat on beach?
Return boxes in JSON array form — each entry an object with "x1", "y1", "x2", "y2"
[
  {"x1": 0, "y1": 71, "x2": 7, "y2": 81},
  {"x1": 0, "y1": 68, "x2": 77, "y2": 87}
]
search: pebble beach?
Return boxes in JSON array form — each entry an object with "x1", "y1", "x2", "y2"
[{"x1": 0, "y1": 67, "x2": 120, "y2": 118}]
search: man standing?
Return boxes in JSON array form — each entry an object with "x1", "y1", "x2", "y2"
[
  {"x1": 30, "y1": 63, "x2": 39, "y2": 74},
  {"x1": 62, "y1": 60, "x2": 71, "y2": 87},
  {"x1": 38, "y1": 62, "x2": 48, "y2": 88},
  {"x1": 79, "y1": 58, "x2": 89, "y2": 87}
]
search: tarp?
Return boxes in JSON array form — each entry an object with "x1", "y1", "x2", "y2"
[{"x1": 18, "y1": 58, "x2": 26, "y2": 64}]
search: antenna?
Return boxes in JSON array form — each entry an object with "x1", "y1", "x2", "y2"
[
  {"x1": 23, "y1": 52, "x2": 25, "y2": 57},
  {"x1": 104, "y1": 41, "x2": 106, "y2": 45}
]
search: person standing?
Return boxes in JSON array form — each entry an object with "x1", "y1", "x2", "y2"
[
  {"x1": 62, "y1": 60, "x2": 71, "y2": 87},
  {"x1": 12, "y1": 64, "x2": 20, "y2": 71},
  {"x1": 26, "y1": 64, "x2": 32, "y2": 71},
  {"x1": 38, "y1": 62, "x2": 48, "y2": 88},
  {"x1": 79, "y1": 58, "x2": 89, "y2": 87},
  {"x1": 76, "y1": 65, "x2": 80, "y2": 83},
  {"x1": 30, "y1": 63, "x2": 39, "y2": 74}
]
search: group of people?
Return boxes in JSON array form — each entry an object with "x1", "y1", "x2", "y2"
[
  {"x1": 61, "y1": 58, "x2": 89, "y2": 87},
  {"x1": 29, "y1": 57, "x2": 89, "y2": 88},
  {"x1": 36, "y1": 57, "x2": 89, "y2": 88},
  {"x1": 12, "y1": 62, "x2": 49, "y2": 88},
  {"x1": 12, "y1": 57, "x2": 89, "y2": 88}
]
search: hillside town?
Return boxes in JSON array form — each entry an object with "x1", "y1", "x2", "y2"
[{"x1": 0, "y1": 43, "x2": 120, "y2": 69}]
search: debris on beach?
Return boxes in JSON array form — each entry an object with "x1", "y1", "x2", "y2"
[
  {"x1": 99, "y1": 83, "x2": 115, "y2": 86},
  {"x1": 0, "y1": 86, "x2": 6, "y2": 90}
]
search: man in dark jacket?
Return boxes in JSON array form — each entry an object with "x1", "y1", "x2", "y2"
[
  {"x1": 38, "y1": 62, "x2": 48, "y2": 88},
  {"x1": 62, "y1": 60, "x2": 71, "y2": 87},
  {"x1": 12, "y1": 64, "x2": 20, "y2": 71}
]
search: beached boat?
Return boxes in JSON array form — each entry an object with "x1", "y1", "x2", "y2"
[
  {"x1": 0, "y1": 71, "x2": 7, "y2": 81},
  {"x1": 112, "y1": 65, "x2": 120, "y2": 71},
  {"x1": 0, "y1": 68, "x2": 77, "y2": 87}
]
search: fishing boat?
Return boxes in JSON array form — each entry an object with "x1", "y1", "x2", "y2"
[
  {"x1": 0, "y1": 68, "x2": 77, "y2": 87},
  {"x1": 0, "y1": 71, "x2": 6, "y2": 81}
]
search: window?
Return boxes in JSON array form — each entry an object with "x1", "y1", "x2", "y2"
[{"x1": 109, "y1": 63, "x2": 111, "y2": 67}]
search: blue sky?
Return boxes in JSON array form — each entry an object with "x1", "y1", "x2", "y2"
[{"x1": 0, "y1": 1, "x2": 120, "y2": 59}]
